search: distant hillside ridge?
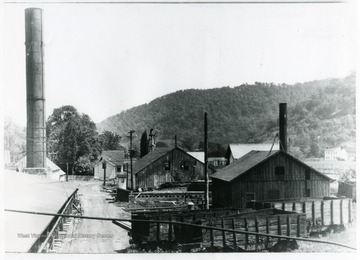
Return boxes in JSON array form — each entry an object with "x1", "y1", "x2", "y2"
[{"x1": 97, "y1": 74, "x2": 355, "y2": 158}]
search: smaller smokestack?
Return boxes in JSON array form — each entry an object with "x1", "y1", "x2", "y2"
[
  {"x1": 279, "y1": 103, "x2": 288, "y2": 153},
  {"x1": 174, "y1": 135, "x2": 177, "y2": 148},
  {"x1": 148, "y1": 129, "x2": 155, "y2": 151}
]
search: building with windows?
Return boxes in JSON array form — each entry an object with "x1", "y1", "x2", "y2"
[
  {"x1": 93, "y1": 150, "x2": 130, "y2": 181},
  {"x1": 133, "y1": 146, "x2": 215, "y2": 190},
  {"x1": 208, "y1": 157, "x2": 227, "y2": 169},
  {"x1": 211, "y1": 150, "x2": 332, "y2": 208},
  {"x1": 324, "y1": 147, "x2": 348, "y2": 161}
]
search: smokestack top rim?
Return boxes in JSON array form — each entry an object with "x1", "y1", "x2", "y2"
[{"x1": 25, "y1": 8, "x2": 43, "y2": 12}]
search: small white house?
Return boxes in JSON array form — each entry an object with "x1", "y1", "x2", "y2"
[
  {"x1": 324, "y1": 147, "x2": 348, "y2": 161},
  {"x1": 94, "y1": 150, "x2": 131, "y2": 182}
]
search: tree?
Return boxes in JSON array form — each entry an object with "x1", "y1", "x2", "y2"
[
  {"x1": 181, "y1": 137, "x2": 195, "y2": 151},
  {"x1": 4, "y1": 118, "x2": 26, "y2": 163},
  {"x1": 46, "y1": 105, "x2": 101, "y2": 175},
  {"x1": 140, "y1": 130, "x2": 149, "y2": 158},
  {"x1": 156, "y1": 141, "x2": 169, "y2": 148},
  {"x1": 99, "y1": 130, "x2": 122, "y2": 150}
]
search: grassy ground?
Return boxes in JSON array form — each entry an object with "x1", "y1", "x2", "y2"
[{"x1": 294, "y1": 222, "x2": 357, "y2": 253}]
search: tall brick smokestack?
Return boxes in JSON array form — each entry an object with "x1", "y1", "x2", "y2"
[
  {"x1": 279, "y1": 103, "x2": 288, "y2": 153},
  {"x1": 25, "y1": 8, "x2": 46, "y2": 168}
]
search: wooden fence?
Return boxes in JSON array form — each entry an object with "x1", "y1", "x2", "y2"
[
  {"x1": 247, "y1": 198, "x2": 353, "y2": 227},
  {"x1": 131, "y1": 208, "x2": 306, "y2": 251}
]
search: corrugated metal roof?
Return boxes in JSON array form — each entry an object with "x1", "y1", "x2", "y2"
[
  {"x1": 187, "y1": 152, "x2": 204, "y2": 163},
  {"x1": 229, "y1": 143, "x2": 279, "y2": 159},
  {"x1": 212, "y1": 150, "x2": 333, "y2": 182}
]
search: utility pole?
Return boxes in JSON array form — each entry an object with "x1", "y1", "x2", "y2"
[
  {"x1": 129, "y1": 130, "x2": 135, "y2": 190},
  {"x1": 66, "y1": 162, "x2": 69, "y2": 182},
  {"x1": 204, "y1": 112, "x2": 209, "y2": 210},
  {"x1": 126, "y1": 163, "x2": 129, "y2": 190},
  {"x1": 103, "y1": 161, "x2": 106, "y2": 187}
]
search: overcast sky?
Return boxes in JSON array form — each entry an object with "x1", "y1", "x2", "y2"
[{"x1": 2, "y1": 1, "x2": 356, "y2": 126}]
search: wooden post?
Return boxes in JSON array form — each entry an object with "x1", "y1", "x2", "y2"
[
  {"x1": 66, "y1": 163, "x2": 69, "y2": 182},
  {"x1": 265, "y1": 217, "x2": 270, "y2": 249},
  {"x1": 348, "y1": 199, "x2": 352, "y2": 224},
  {"x1": 297, "y1": 215, "x2": 301, "y2": 237},
  {"x1": 286, "y1": 215, "x2": 290, "y2": 239},
  {"x1": 232, "y1": 218, "x2": 237, "y2": 249},
  {"x1": 204, "y1": 112, "x2": 209, "y2": 209},
  {"x1": 330, "y1": 200, "x2": 334, "y2": 225},
  {"x1": 311, "y1": 201, "x2": 315, "y2": 225},
  {"x1": 277, "y1": 216, "x2": 281, "y2": 242},
  {"x1": 103, "y1": 162, "x2": 106, "y2": 187},
  {"x1": 255, "y1": 217, "x2": 259, "y2": 250},
  {"x1": 292, "y1": 202, "x2": 296, "y2": 211},
  {"x1": 221, "y1": 219, "x2": 226, "y2": 248},
  {"x1": 210, "y1": 220, "x2": 214, "y2": 248},
  {"x1": 302, "y1": 202, "x2": 306, "y2": 213},
  {"x1": 282, "y1": 203, "x2": 285, "y2": 211},
  {"x1": 129, "y1": 130, "x2": 135, "y2": 190},
  {"x1": 168, "y1": 216, "x2": 172, "y2": 242},
  {"x1": 156, "y1": 217, "x2": 160, "y2": 243},
  {"x1": 244, "y1": 218, "x2": 249, "y2": 249},
  {"x1": 340, "y1": 199, "x2": 343, "y2": 225},
  {"x1": 321, "y1": 201, "x2": 324, "y2": 226},
  {"x1": 126, "y1": 163, "x2": 129, "y2": 189}
]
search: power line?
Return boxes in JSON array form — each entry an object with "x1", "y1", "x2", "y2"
[{"x1": 4, "y1": 1, "x2": 344, "y2": 5}]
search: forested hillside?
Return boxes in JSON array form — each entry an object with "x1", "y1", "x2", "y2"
[{"x1": 97, "y1": 74, "x2": 355, "y2": 158}]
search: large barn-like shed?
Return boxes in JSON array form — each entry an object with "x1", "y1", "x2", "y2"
[
  {"x1": 133, "y1": 146, "x2": 214, "y2": 189},
  {"x1": 211, "y1": 150, "x2": 332, "y2": 208}
]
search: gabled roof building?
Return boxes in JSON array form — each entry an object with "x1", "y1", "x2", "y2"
[
  {"x1": 94, "y1": 150, "x2": 131, "y2": 180},
  {"x1": 211, "y1": 150, "x2": 332, "y2": 208},
  {"x1": 133, "y1": 146, "x2": 215, "y2": 189}
]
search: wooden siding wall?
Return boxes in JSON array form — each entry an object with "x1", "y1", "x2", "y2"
[
  {"x1": 227, "y1": 153, "x2": 330, "y2": 208},
  {"x1": 94, "y1": 160, "x2": 117, "y2": 180},
  {"x1": 212, "y1": 179, "x2": 232, "y2": 208},
  {"x1": 136, "y1": 149, "x2": 210, "y2": 189},
  {"x1": 338, "y1": 182, "x2": 356, "y2": 200}
]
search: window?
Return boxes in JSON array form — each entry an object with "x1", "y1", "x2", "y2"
[
  {"x1": 164, "y1": 161, "x2": 171, "y2": 170},
  {"x1": 116, "y1": 165, "x2": 122, "y2": 172},
  {"x1": 246, "y1": 193, "x2": 256, "y2": 202},
  {"x1": 275, "y1": 166, "x2": 285, "y2": 176},
  {"x1": 305, "y1": 169, "x2": 310, "y2": 180},
  {"x1": 181, "y1": 161, "x2": 190, "y2": 171}
]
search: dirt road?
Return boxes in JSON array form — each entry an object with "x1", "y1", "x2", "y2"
[{"x1": 58, "y1": 181, "x2": 130, "y2": 253}]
